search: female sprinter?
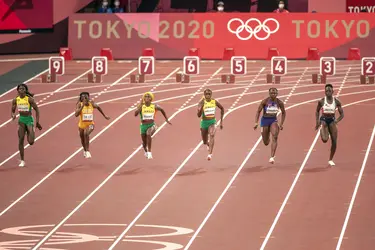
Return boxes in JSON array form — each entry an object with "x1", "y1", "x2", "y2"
[
  {"x1": 197, "y1": 88, "x2": 224, "y2": 161},
  {"x1": 134, "y1": 92, "x2": 171, "y2": 160},
  {"x1": 11, "y1": 84, "x2": 42, "y2": 167},
  {"x1": 315, "y1": 84, "x2": 344, "y2": 166},
  {"x1": 254, "y1": 87, "x2": 286, "y2": 164},
  {"x1": 75, "y1": 92, "x2": 110, "y2": 158}
]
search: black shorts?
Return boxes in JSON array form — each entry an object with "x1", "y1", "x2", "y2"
[{"x1": 320, "y1": 116, "x2": 335, "y2": 126}]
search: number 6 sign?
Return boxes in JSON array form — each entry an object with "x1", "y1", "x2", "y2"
[
  {"x1": 231, "y1": 56, "x2": 247, "y2": 75},
  {"x1": 139, "y1": 56, "x2": 155, "y2": 75},
  {"x1": 49, "y1": 57, "x2": 65, "y2": 75},
  {"x1": 91, "y1": 56, "x2": 108, "y2": 75},
  {"x1": 320, "y1": 57, "x2": 336, "y2": 76},
  {"x1": 183, "y1": 56, "x2": 199, "y2": 75},
  {"x1": 271, "y1": 56, "x2": 287, "y2": 75},
  {"x1": 361, "y1": 57, "x2": 375, "y2": 76}
]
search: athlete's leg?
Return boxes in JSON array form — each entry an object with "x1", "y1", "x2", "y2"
[
  {"x1": 79, "y1": 128, "x2": 86, "y2": 151},
  {"x1": 320, "y1": 120, "x2": 330, "y2": 143},
  {"x1": 146, "y1": 125, "x2": 156, "y2": 153},
  {"x1": 84, "y1": 124, "x2": 94, "y2": 152},
  {"x1": 261, "y1": 126, "x2": 271, "y2": 146},
  {"x1": 207, "y1": 124, "x2": 217, "y2": 155},
  {"x1": 18, "y1": 122, "x2": 26, "y2": 162},
  {"x1": 270, "y1": 122, "x2": 280, "y2": 159},
  {"x1": 141, "y1": 134, "x2": 148, "y2": 152},
  {"x1": 26, "y1": 125, "x2": 35, "y2": 145},
  {"x1": 328, "y1": 122, "x2": 338, "y2": 163}
]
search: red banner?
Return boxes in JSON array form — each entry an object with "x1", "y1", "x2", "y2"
[
  {"x1": 0, "y1": 0, "x2": 53, "y2": 33},
  {"x1": 68, "y1": 13, "x2": 375, "y2": 60},
  {"x1": 347, "y1": 0, "x2": 375, "y2": 12}
]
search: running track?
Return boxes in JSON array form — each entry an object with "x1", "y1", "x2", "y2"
[{"x1": 0, "y1": 59, "x2": 374, "y2": 250}]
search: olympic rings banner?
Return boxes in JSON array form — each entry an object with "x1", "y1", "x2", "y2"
[{"x1": 68, "y1": 13, "x2": 375, "y2": 60}]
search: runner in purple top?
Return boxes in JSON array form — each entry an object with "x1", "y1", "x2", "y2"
[{"x1": 254, "y1": 88, "x2": 286, "y2": 164}]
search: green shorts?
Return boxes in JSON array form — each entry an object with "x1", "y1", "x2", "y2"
[
  {"x1": 140, "y1": 122, "x2": 155, "y2": 134},
  {"x1": 19, "y1": 115, "x2": 34, "y2": 126},
  {"x1": 200, "y1": 118, "x2": 216, "y2": 130}
]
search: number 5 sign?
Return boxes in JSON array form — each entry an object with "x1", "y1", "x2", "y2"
[
  {"x1": 271, "y1": 56, "x2": 287, "y2": 75},
  {"x1": 231, "y1": 56, "x2": 247, "y2": 75},
  {"x1": 183, "y1": 56, "x2": 199, "y2": 75},
  {"x1": 49, "y1": 57, "x2": 65, "y2": 75},
  {"x1": 139, "y1": 56, "x2": 155, "y2": 75}
]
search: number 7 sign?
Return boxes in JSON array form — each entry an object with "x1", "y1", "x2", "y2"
[{"x1": 138, "y1": 56, "x2": 155, "y2": 75}]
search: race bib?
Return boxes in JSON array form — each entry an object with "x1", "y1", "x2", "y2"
[
  {"x1": 83, "y1": 113, "x2": 93, "y2": 121},
  {"x1": 204, "y1": 107, "x2": 215, "y2": 116},
  {"x1": 143, "y1": 113, "x2": 154, "y2": 120},
  {"x1": 266, "y1": 106, "x2": 278, "y2": 114},
  {"x1": 17, "y1": 104, "x2": 29, "y2": 112}
]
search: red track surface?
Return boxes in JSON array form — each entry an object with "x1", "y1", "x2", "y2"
[{"x1": 0, "y1": 59, "x2": 374, "y2": 250}]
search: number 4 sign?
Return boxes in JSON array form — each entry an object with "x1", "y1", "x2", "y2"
[
  {"x1": 183, "y1": 56, "x2": 199, "y2": 75},
  {"x1": 271, "y1": 56, "x2": 287, "y2": 75}
]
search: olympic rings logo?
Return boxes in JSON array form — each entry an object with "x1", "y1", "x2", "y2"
[{"x1": 227, "y1": 18, "x2": 280, "y2": 41}]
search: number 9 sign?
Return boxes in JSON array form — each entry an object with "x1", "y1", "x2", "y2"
[
  {"x1": 320, "y1": 57, "x2": 336, "y2": 76},
  {"x1": 48, "y1": 57, "x2": 65, "y2": 75},
  {"x1": 91, "y1": 56, "x2": 108, "y2": 75},
  {"x1": 361, "y1": 57, "x2": 375, "y2": 76}
]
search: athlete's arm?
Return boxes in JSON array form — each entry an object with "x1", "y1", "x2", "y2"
[
  {"x1": 215, "y1": 100, "x2": 225, "y2": 129},
  {"x1": 91, "y1": 101, "x2": 110, "y2": 120},
  {"x1": 278, "y1": 99, "x2": 286, "y2": 129},
  {"x1": 29, "y1": 97, "x2": 42, "y2": 130},
  {"x1": 75, "y1": 102, "x2": 84, "y2": 117},
  {"x1": 134, "y1": 102, "x2": 143, "y2": 117},
  {"x1": 315, "y1": 99, "x2": 323, "y2": 130},
  {"x1": 11, "y1": 98, "x2": 17, "y2": 120},
  {"x1": 197, "y1": 98, "x2": 204, "y2": 117},
  {"x1": 335, "y1": 99, "x2": 344, "y2": 124},
  {"x1": 254, "y1": 99, "x2": 266, "y2": 129},
  {"x1": 156, "y1": 104, "x2": 172, "y2": 124}
]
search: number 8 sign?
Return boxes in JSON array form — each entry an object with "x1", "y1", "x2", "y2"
[
  {"x1": 91, "y1": 56, "x2": 108, "y2": 75},
  {"x1": 183, "y1": 56, "x2": 199, "y2": 75},
  {"x1": 271, "y1": 56, "x2": 287, "y2": 75}
]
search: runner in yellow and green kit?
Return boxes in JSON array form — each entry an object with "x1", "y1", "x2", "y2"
[
  {"x1": 11, "y1": 84, "x2": 42, "y2": 167},
  {"x1": 197, "y1": 88, "x2": 224, "y2": 161},
  {"x1": 135, "y1": 92, "x2": 171, "y2": 159}
]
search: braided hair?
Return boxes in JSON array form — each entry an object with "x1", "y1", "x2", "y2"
[
  {"x1": 17, "y1": 83, "x2": 34, "y2": 97},
  {"x1": 77, "y1": 92, "x2": 90, "y2": 104}
]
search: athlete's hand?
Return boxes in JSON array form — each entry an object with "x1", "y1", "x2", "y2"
[
  {"x1": 36, "y1": 122, "x2": 42, "y2": 130},
  {"x1": 104, "y1": 116, "x2": 110, "y2": 120},
  {"x1": 166, "y1": 119, "x2": 172, "y2": 125},
  {"x1": 253, "y1": 123, "x2": 258, "y2": 130},
  {"x1": 279, "y1": 124, "x2": 283, "y2": 130},
  {"x1": 11, "y1": 113, "x2": 16, "y2": 120}
]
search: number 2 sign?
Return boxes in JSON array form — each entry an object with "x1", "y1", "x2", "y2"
[{"x1": 362, "y1": 57, "x2": 375, "y2": 76}]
